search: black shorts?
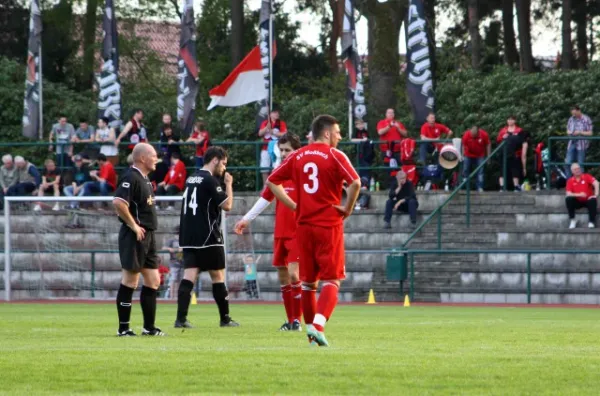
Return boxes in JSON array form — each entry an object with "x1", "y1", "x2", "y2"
[
  {"x1": 507, "y1": 157, "x2": 523, "y2": 180},
  {"x1": 183, "y1": 246, "x2": 226, "y2": 271},
  {"x1": 118, "y1": 225, "x2": 159, "y2": 272}
]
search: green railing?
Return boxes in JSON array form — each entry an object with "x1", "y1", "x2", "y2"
[
  {"x1": 401, "y1": 141, "x2": 508, "y2": 250},
  {"x1": 546, "y1": 136, "x2": 600, "y2": 190},
  {"x1": 404, "y1": 249, "x2": 600, "y2": 304}
]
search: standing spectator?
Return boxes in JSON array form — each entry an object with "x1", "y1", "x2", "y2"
[
  {"x1": 63, "y1": 155, "x2": 91, "y2": 208},
  {"x1": 49, "y1": 115, "x2": 75, "y2": 169},
  {"x1": 162, "y1": 226, "x2": 184, "y2": 299},
  {"x1": 155, "y1": 152, "x2": 187, "y2": 210},
  {"x1": 258, "y1": 109, "x2": 287, "y2": 184},
  {"x1": 115, "y1": 108, "x2": 147, "y2": 152},
  {"x1": 95, "y1": 117, "x2": 119, "y2": 166},
  {"x1": 419, "y1": 112, "x2": 453, "y2": 164},
  {"x1": 0, "y1": 154, "x2": 17, "y2": 209},
  {"x1": 7, "y1": 156, "x2": 41, "y2": 196},
  {"x1": 33, "y1": 159, "x2": 61, "y2": 211},
  {"x1": 377, "y1": 109, "x2": 407, "y2": 166},
  {"x1": 461, "y1": 126, "x2": 491, "y2": 192},
  {"x1": 72, "y1": 119, "x2": 96, "y2": 162},
  {"x1": 351, "y1": 119, "x2": 374, "y2": 179},
  {"x1": 565, "y1": 163, "x2": 599, "y2": 229},
  {"x1": 84, "y1": 154, "x2": 117, "y2": 196},
  {"x1": 498, "y1": 116, "x2": 528, "y2": 191},
  {"x1": 565, "y1": 105, "x2": 593, "y2": 176},
  {"x1": 383, "y1": 171, "x2": 419, "y2": 229},
  {"x1": 187, "y1": 121, "x2": 211, "y2": 168},
  {"x1": 158, "y1": 125, "x2": 181, "y2": 166}
]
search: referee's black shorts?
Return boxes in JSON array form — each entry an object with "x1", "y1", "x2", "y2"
[
  {"x1": 183, "y1": 246, "x2": 226, "y2": 271},
  {"x1": 118, "y1": 225, "x2": 159, "y2": 272}
]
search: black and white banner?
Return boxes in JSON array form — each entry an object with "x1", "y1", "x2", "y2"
[
  {"x1": 22, "y1": 0, "x2": 42, "y2": 139},
  {"x1": 255, "y1": 0, "x2": 273, "y2": 130},
  {"x1": 342, "y1": 0, "x2": 367, "y2": 132},
  {"x1": 97, "y1": 0, "x2": 122, "y2": 129},
  {"x1": 405, "y1": 0, "x2": 434, "y2": 125},
  {"x1": 177, "y1": 0, "x2": 198, "y2": 136}
]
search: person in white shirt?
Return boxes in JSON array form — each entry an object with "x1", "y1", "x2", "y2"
[{"x1": 95, "y1": 117, "x2": 119, "y2": 166}]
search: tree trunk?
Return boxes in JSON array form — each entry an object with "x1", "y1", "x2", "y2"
[
  {"x1": 562, "y1": 0, "x2": 574, "y2": 69},
  {"x1": 515, "y1": 0, "x2": 534, "y2": 72},
  {"x1": 501, "y1": 0, "x2": 519, "y2": 66},
  {"x1": 82, "y1": 0, "x2": 98, "y2": 89},
  {"x1": 230, "y1": 0, "x2": 244, "y2": 67},
  {"x1": 467, "y1": 0, "x2": 480, "y2": 69},
  {"x1": 328, "y1": 0, "x2": 345, "y2": 74},
  {"x1": 366, "y1": 0, "x2": 407, "y2": 116},
  {"x1": 574, "y1": 0, "x2": 588, "y2": 69}
]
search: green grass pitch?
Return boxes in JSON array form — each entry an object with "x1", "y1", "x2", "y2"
[{"x1": 1, "y1": 303, "x2": 600, "y2": 395}]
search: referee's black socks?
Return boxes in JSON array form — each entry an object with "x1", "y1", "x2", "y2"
[
  {"x1": 177, "y1": 279, "x2": 194, "y2": 322},
  {"x1": 140, "y1": 286, "x2": 158, "y2": 330},
  {"x1": 212, "y1": 282, "x2": 230, "y2": 322},
  {"x1": 116, "y1": 284, "x2": 134, "y2": 332}
]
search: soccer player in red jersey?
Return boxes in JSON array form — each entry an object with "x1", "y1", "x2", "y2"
[
  {"x1": 234, "y1": 134, "x2": 303, "y2": 331},
  {"x1": 267, "y1": 115, "x2": 361, "y2": 347}
]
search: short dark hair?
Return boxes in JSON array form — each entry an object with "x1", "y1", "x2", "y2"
[
  {"x1": 572, "y1": 105, "x2": 581, "y2": 111},
  {"x1": 79, "y1": 118, "x2": 88, "y2": 124},
  {"x1": 311, "y1": 115, "x2": 339, "y2": 140},
  {"x1": 59, "y1": 114, "x2": 67, "y2": 119},
  {"x1": 171, "y1": 152, "x2": 181, "y2": 160},
  {"x1": 100, "y1": 117, "x2": 109, "y2": 124},
  {"x1": 507, "y1": 115, "x2": 517, "y2": 120},
  {"x1": 203, "y1": 146, "x2": 227, "y2": 164},
  {"x1": 97, "y1": 153, "x2": 107, "y2": 162},
  {"x1": 278, "y1": 133, "x2": 301, "y2": 150},
  {"x1": 132, "y1": 108, "x2": 143, "y2": 116}
]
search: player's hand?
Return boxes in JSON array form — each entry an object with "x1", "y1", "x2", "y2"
[
  {"x1": 234, "y1": 219, "x2": 249, "y2": 235},
  {"x1": 132, "y1": 224, "x2": 146, "y2": 241},
  {"x1": 224, "y1": 172, "x2": 233, "y2": 186},
  {"x1": 333, "y1": 205, "x2": 351, "y2": 219}
]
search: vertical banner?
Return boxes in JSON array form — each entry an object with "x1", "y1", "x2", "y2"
[
  {"x1": 342, "y1": 0, "x2": 366, "y2": 138},
  {"x1": 177, "y1": 0, "x2": 199, "y2": 136},
  {"x1": 22, "y1": 0, "x2": 42, "y2": 140},
  {"x1": 255, "y1": 0, "x2": 273, "y2": 130},
  {"x1": 97, "y1": 0, "x2": 122, "y2": 130},
  {"x1": 405, "y1": 0, "x2": 435, "y2": 125}
]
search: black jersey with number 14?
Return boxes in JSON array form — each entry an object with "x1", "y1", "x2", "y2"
[{"x1": 179, "y1": 170, "x2": 228, "y2": 248}]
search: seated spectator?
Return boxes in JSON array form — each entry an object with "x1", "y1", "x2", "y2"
[
  {"x1": 159, "y1": 118, "x2": 181, "y2": 166},
  {"x1": 497, "y1": 116, "x2": 528, "y2": 191},
  {"x1": 258, "y1": 109, "x2": 287, "y2": 184},
  {"x1": 162, "y1": 226, "x2": 183, "y2": 299},
  {"x1": 0, "y1": 154, "x2": 17, "y2": 210},
  {"x1": 63, "y1": 155, "x2": 91, "y2": 209},
  {"x1": 7, "y1": 156, "x2": 41, "y2": 197},
  {"x1": 156, "y1": 152, "x2": 187, "y2": 209},
  {"x1": 95, "y1": 117, "x2": 119, "y2": 165},
  {"x1": 83, "y1": 154, "x2": 117, "y2": 196},
  {"x1": 384, "y1": 171, "x2": 419, "y2": 229},
  {"x1": 461, "y1": 126, "x2": 491, "y2": 192},
  {"x1": 565, "y1": 105, "x2": 593, "y2": 177},
  {"x1": 351, "y1": 119, "x2": 374, "y2": 179},
  {"x1": 419, "y1": 112, "x2": 453, "y2": 164},
  {"x1": 49, "y1": 115, "x2": 75, "y2": 169},
  {"x1": 33, "y1": 159, "x2": 61, "y2": 211},
  {"x1": 188, "y1": 121, "x2": 211, "y2": 168},
  {"x1": 377, "y1": 109, "x2": 407, "y2": 166},
  {"x1": 565, "y1": 163, "x2": 599, "y2": 229},
  {"x1": 72, "y1": 118, "x2": 96, "y2": 162}
]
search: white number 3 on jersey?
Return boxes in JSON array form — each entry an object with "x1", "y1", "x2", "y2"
[{"x1": 303, "y1": 162, "x2": 319, "y2": 194}]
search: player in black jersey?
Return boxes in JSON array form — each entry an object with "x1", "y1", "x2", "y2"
[
  {"x1": 113, "y1": 143, "x2": 165, "y2": 336},
  {"x1": 175, "y1": 146, "x2": 240, "y2": 328}
]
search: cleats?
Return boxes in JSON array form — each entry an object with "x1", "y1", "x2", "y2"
[
  {"x1": 279, "y1": 322, "x2": 291, "y2": 331},
  {"x1": 174, "y1": 320, "x2": 194, "y2": 329},
  {"x1": 117, "y1": 329, "x2": 136, "y2": 337},
  {"x1": 141, "y1": 327, "x2": 166, "y2": 336},
  {"x1": 291, "y1": 320, "x2": 302, "y2": 332},
  {"x1": 220, "y1": 317, "x2": 240, "y2": 327},
  {"x1": 306, "y1": 324, "x2": 329, "y2": 347}
]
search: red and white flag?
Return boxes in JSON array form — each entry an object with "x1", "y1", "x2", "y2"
[{"x1": 207, "y1": 46, "x2": 266, "y2": 110}]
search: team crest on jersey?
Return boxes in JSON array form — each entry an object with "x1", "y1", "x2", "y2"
[
  {"x1": 147, "y1": 196, "x2": 155, "y2": 206},
  {"x1": 122, "y1": 182, "x2": 130, "y2": 188},
  {"x1": 216, "y1": 186, "x2": 223, "y2": 192}
]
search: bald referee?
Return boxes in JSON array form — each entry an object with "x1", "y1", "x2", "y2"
[{"x1": 113, "y1": 143, "x2": 165, "y2": 336}]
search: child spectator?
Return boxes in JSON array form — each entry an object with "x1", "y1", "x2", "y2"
[
  {"x1": 187, "y1": 121, "x2": 211, "y2": 168},
  {"x1": 162, "y1": 226, "x2": 183, "y2": 299},
  {"x1": 63, "y1": 155, "x2": 91, "y2": 209}
]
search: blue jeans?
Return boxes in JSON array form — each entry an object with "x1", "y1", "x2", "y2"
[
  {"x1": 565, "y1": 145, "x2": 586, "y2": 177},
  {"x1": 63, "y1": 185, "x2": 85, "y2": 208},
  {"x1": 83, "y1": 181, "x2": 113, "y2": 196},
  {"x1": 463, "y1": 157, "x2": 485, "y2": 190},
  {"x1": 419, "y1": 142, "x2": 438, "y2": 164}
]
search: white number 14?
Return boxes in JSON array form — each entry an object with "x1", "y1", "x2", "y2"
[{"x1": 182, "y1": 187, "x2": 198, "y2": 215}]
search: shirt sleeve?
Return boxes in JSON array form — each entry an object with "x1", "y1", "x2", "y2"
[
  {"x1": 114, "y1": 173, "x2": 137, "y2": 205},
  {"x1": 584, "y1": 174, "x2": 597, "y2": 185},
  {"x1": 420, "y1": 124, "x2": 428, "y2": 137},
  {"x1": 279, "y1": 121, "x2": 288, "y2": 133},
  {"x1": 441, "y1": 124, "x2": 450, "y2": 134},
  {"x1": 332, "y1": 148, "x2": 360, "y2": 184},
  {"x1": 267, "y1": 155, "x2": 293, "y2": 185},
  {"x1": 208, "y1": 177, "x2": 228, "y2": 207},
  {"x1": 566, "y1": 179, "x2": 574, "y2": 193},
  {"x1": 260, "y1": 185, "x2": 275, "y2": 202},
  {"x1": 376, "y1": 120, "x2": 387, "y2": 132}
]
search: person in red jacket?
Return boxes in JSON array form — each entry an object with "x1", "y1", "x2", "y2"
[
  {"x1": 84, "y1": 154, "x2": 117, "y2": 196},
  {"x1": 461, "y1": 126, "x2": 491, "y2": 192},
  {"x1": 376, "y1": 108, "x2": 407, "y2": 165},
  {"x1": 156, "y1": 152, "x2": 187, "y2": 210},
  {"x1": 419, "y1": 112, "x2": 453, "y2": 164},
  {"x1": 565, "y1": 163, "x2": 599, "y2": 229}
]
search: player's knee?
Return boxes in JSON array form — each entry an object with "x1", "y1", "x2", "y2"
[
  {"x1": 302, "y1": 281, "x2": 317, "y2": 290},
  {"x1": 208, "y1": 270, "x2": 225, "y2": 283}
]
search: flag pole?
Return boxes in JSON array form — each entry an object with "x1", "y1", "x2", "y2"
[
  {"x1": 348, "y1": 101, "x2": 353, "y2": 140},
  {"x1": 268, "y1": 0, "x2": 273, "y2": 113},
  {"x1": 38, "y1": 41, "x2": 43, "y2": 141}
]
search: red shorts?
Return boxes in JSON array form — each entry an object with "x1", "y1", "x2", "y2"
[
  {"x1": 296, "y1": 223, "x2": 345, "y2": 283},
  {"x1": 272, "y1": 238, "x2": 300, "y2": 267}
]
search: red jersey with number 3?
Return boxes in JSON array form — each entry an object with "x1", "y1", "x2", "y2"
[
  {"x1": 261, "y1": 180, "x2": 297, "y2": 239},
  {"x1": 268, "y1": 143, "x2": 360, "y2": 228}
]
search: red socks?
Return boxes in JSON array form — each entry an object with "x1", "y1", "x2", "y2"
[
  {"x1": 291, "y1": 281, "x2": 302, "y2": 322},
  {"x1": 281, "y1": 285, "x2": 293, "y2": 323},
  {"x1": 313, "y1": 282, "x2": 339, "y2": 332},
  {"x1": 301, "y1": 287, "x2": 317, "y2": 325}
]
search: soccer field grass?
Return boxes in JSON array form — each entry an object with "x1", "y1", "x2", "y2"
[{"x1": 1, "y1": 303, "x2": 600, "y2": 395}]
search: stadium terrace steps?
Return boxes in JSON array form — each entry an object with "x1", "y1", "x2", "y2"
[{"x1": 1, "y1": 191, "x2": 598, "y2": 303}]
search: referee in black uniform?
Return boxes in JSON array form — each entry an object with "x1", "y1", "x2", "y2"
[
  {"x1": 113, "y1": 143, "x2": 165, "y2": 336},
  {"x1": 175, "y1": 146, "x2": 240, "y2": 328}
]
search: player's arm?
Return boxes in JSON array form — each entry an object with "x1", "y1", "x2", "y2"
[
  {"x1": 335, "y1": 178, "x2": 360, "y2": 219},
  {"x1": 113, "y1": 177, "x2": 145, "y2": 240},
  {"x1": 265, "y1": 154, "x2": 295, "y2": 210},
  {"x1": 332, "y1": 148, "x2": 361, "y2": 218},
  {"x1": 235, "y1": 187, "x2": 273, "y2": 234},
  {"x1": 218, "y1": 173, "x2": 234, "y2": 211},
  {"x1": 115, "y1": 121, "x2": 132, "y2": 145}
]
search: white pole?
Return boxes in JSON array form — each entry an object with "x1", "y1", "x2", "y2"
[
  {"x1": 268, "y1": 3, "x2": 273, "y2": 112},
  {"x1": 348, "y1": 101, "x2": 353, "y2": 140},
  {"x1": 4, "y1": 198, "x2": 11, "y2": 301},
  {"x1": 38, "y1": 41, "x2": 43, "y2": 141}
]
